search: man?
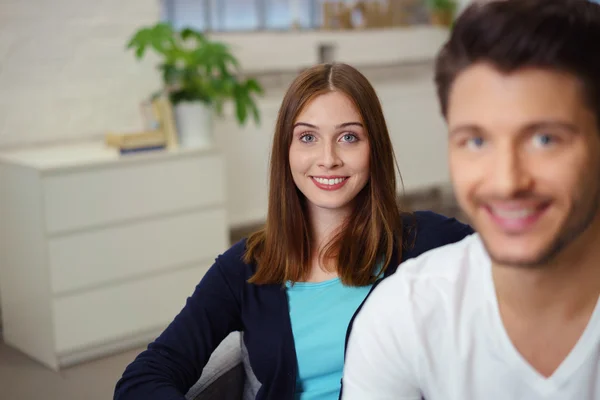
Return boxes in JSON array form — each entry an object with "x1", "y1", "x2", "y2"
[{"x1": 341, "y1": 0, "x2": 600, "y2": 399}]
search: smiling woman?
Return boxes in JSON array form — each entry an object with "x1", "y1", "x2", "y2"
[
  {"x1": 113, "y1": 63, "x2": 473, "y2": 400},
  {"x1": 290, "y1": 93, "x2": 370, "y2": 217},
  {"x1": 247, "y1": 63, "x2": 406, "y2": 286}
]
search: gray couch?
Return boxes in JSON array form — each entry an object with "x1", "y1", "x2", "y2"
[{"x1": 185, "y1": 332, "x2": 261, "y2": 400}]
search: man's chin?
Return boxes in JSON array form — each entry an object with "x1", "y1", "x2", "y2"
[
  {"x1": 488, "y1": 253, "x2": 549, "y2": 269},
  {"x1": 482, "y1": 238, "x2": 556, "y2": 269}
]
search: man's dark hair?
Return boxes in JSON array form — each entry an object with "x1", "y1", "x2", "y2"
[{"x1": 435, "y1": 0, "x2": 600, "y2": 122}]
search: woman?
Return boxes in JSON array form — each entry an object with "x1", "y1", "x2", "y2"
[{"x1": 114, "y1": 63, "x2": 473, "y2": 400}]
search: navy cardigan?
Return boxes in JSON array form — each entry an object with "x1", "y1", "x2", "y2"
[{"x1": 114, "y1": 211, "x2": 473, "y2": 400}]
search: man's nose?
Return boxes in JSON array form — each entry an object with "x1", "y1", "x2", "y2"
[{"x1": 489, "y1": 147, "x2": 534, "y2": 197}]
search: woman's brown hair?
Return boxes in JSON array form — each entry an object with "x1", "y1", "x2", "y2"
[{"x1": 245, "y1": 62, "x2": 405, "y2": 287}]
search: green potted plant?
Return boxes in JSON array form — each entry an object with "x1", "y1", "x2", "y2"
[
  {"x1": 127, "y1": 22, "x2": 264, "y2": 147},
  {"x1": 425, "y1": 0, "x2": 457, "y2": 27}
]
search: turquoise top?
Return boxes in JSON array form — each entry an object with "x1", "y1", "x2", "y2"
[{"x1": 286, "y1": 277, "x2": 374, "y2": 399}]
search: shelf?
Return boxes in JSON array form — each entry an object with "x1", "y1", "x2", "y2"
[
  {"x1": 210, "y1": 26, "x2": 450, "y2": 74},
  {"x1": 0, "y1": 140, "x2": 219, "y2": 173}
]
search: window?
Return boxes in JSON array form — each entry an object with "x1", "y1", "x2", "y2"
[
  {"x1": 218, "y1": 0, "x2": 261, "y2": 31},
  {"x1": 163, "y1": 0, "x2": 320, "y2": 32},
  {"x1": 165, "y1": 0, "x2": 208, "y2": 31},
  {"x1": 163, "y1": 0, "x2": 427, "y2": 33},
  {"x1": 265, "y1": 0, "x2": 315, "y2": 30}
]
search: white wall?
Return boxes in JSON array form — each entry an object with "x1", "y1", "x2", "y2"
[{"x1": 0, "y1": 0, "x2": 161, "y2": 148}]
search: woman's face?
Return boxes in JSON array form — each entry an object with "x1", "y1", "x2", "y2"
[{"x1": 289, "y1": 91, "x2": 370, "y2": 215}]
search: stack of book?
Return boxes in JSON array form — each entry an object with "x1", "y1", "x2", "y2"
[
  {"x1": 105, "y1": 130, "x2": 167, "y2": 154},
  {"x1": 105, "y1": 93, "x2": 179, "y2": 155}
]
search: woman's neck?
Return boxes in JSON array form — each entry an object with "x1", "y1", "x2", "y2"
[
  {"x1": 308, "y1": 204, "x2": 350, "y2": 250},
  {"x1": 304, "y1": 203, "x2": 351, "y2": 281}
]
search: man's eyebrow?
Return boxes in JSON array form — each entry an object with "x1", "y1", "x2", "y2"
[
  {"x1": 448, "y1": 120, "x2": 580, "y2": 137},
  {"x1": 523, "y1": 121, "x2": 579, "y2": 134},
  {"x1": 449, "y1": 124, "x2": 482, "y2": 137}
]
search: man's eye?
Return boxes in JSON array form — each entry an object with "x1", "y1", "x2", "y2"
[
  {"x1": 465, "y1": 136, "x2": 485, "y2": 149},
  {"x1": 532, "y1": 133, "x2": 555, "y2": 147}
]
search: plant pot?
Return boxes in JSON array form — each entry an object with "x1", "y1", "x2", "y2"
[
  {"x1": 430, "y1": 10, "x2": 454, "y2": 27},
  {"x1": 173, "y1": 102, "x2": 213, "y2": 148}
]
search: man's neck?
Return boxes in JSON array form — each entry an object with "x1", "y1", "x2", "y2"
[
  {"x1": 492, "y1": 236, "x2": 600, "y2": 320},
  {"x1": 490, "y1": 227, "x2": 600, "y2": 378}
]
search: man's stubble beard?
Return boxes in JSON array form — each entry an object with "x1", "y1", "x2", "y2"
[{"x1": 483, "y1": 173, "x2": 600, "y2": 269}]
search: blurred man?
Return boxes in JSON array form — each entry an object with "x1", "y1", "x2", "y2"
[{"x1": 341, "y1": 0, "x2": 600, "y2": 399}]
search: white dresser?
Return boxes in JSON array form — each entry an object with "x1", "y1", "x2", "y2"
[{"x1": 0, "y1": 141, "x2": 229, "y2": 370}]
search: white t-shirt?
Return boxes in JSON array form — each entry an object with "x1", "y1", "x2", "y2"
[{"x1": 342, "y1": 234, "x2": 600, "y2": 400}]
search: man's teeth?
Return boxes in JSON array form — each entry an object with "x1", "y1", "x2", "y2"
[
  {"x1": 491, "y1": 208, "x2": 536, "y2": 219},
  {"x1": 314, "y1": 177, "x2": 346, "y2": 185}
]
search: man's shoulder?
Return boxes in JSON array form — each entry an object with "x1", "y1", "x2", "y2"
[
  {"x1": 398, "y1": 232, "x2": 480, "y2": 279},
  {"x1": 370, "y1": 233, "x2": 485, "y2": 310},
  {"x1": 347, "y1": 234, "x2": 487, "y2": 387},
  {"x1": 354, "y1": 233, "x2": 488, "y2": 364}
]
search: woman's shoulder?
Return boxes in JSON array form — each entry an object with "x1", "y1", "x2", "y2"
[
  {"x1": 404, "y1": 209, "x2": 470, "y2": 228},
  {"x1": 401, "y1": 210, "x2": 474, "y2": 260},
  {"x1": 212, "y1": 238, "x2": 256, "y2": 282}
]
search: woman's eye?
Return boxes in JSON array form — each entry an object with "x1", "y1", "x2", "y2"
[
  {"x1": 300, "y1": 134, "x2": 316, "y2": 143},
  {"x1": 341, "y1": 133, "x2": 358, "y2": 143}
]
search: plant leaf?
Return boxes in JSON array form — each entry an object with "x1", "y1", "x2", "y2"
[
  {"x1": 181, "y1": 27, "x2": 207, "y2": 43},
  {"x1": 126, "y1": 22, "x2": 262, "y2": 126},
  {"x1": 234, "y1": 87, "x2": 248, "y2": 125},
  {"x1": 245, "y1": 78, "x2": 264, "y2": 95},
  {"x1": 248, "y1": 97, "x2": 260, "y2": 125}
]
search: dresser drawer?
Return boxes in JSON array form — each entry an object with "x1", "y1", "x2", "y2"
[
  {"x1": 48, "y1": 208, "x2": 228, "y2": 295},
  {"x1": 43, "y1": 154, "x2": 225, "y2": 234},
  {"x1": 52, "y1": 264, "x2": 209, "y2": 354}
]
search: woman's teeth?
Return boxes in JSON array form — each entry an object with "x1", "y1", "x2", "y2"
[{"x1": 313, "y1": 177, "x2": 346, "y2": 185}]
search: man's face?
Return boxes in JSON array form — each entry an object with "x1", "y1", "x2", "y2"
[{"x1": 447, "y1": 63, "x2": 600, "y2": 267}]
